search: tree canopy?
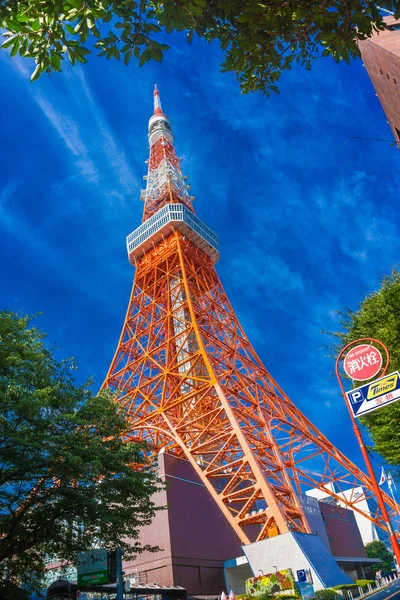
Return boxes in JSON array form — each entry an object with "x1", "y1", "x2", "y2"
[
  {"x1": 0, "y1": 0, "x2": 399, "y2": 93},
  {"x1": 365, "y1": 540, "x2": 394, "y2": 572},
  {"x1": 332, "y1": 269, "x2": 400, "y2": 476},
  {"x1": 0, "y1": 310, "x2": 161, "y2": 590}
]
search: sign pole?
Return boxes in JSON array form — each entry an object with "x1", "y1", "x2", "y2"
[
  {"x1": 116, "y1": 548, "x2": 124, "y2": 600},
  {"x1": 336, "y1": 338, "x2": 400, "y2": 569}
]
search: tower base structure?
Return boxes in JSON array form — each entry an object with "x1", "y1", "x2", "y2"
[{"x1": 122, "y1": 454, "x2": 375, "y2": 595}]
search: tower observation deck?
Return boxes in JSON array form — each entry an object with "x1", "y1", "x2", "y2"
[{"x1": 103, "y1": 86, "x2": 399, "y2": 546}]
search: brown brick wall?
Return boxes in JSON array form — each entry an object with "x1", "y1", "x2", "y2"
[
  {"x1": 359, "y1": 17, "x2": 400, "y2": 147},
  {"x1": 319, "y1": 502, "x2": 366, "y2": 558},
  {"x1": 125, "y1": 452, "x2": 243, "y2": 595}
]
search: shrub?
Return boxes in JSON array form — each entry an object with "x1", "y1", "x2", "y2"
[
  {"x1": 332, "y1": 580, "x2": 374, "y2": 591},
  {"x1": 315, "y1": 590, "x2": 338, "y2": 600},
  {"x1": 332, "y1": 585, "x2": 358, "y2": 590}
]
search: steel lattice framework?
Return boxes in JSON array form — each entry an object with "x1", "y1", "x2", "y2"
[{"x1": 103, "y1": 86, "x2": 399, "y2": 545}]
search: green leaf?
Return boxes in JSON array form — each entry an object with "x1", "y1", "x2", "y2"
[
  {"x1": 2, "y1": 36, "x2": 17, "y2": 49},
  {"x1": 68, "y1": 50, "x2": 76, "y2": 65},
  {"x1": 31, "y1": 18, "x2": 40, "y2": 32},
  {"x1": 5, "y1": 19, "x2": 23, "y2": 32},
  {"x1": 10, "y1": 37, "x2": 20, "y2": 57},
  {"x1": 124, "y1": 49, "x2": 132, "y2": 65},
  {"x1": 51, "y1": 53, "x2": 61, "y2": 69},
  {"x1": 65, "y1": 24, "x2": 75, "y2": 34},
  {"x1": 68, "y1": 0, "x2": 83, "y2": 8},
  {"x1": 151, "y1": 46, "x2": 162, "y2": 62},
  {"x1": 187, "y1": 30, "x2": 193, "y2": 44},
  {"x1": 75, "y1": 45, "x2": 90, "y2": 55},
  {"x1": 30, "y1": 64, "x2": 41, "y2": 81},
  {"x1": 138, "y1": 48, "x2": 150, "y2": 66}
]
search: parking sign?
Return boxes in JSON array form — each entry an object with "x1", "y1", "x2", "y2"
[{"x1": 346, "y1": 371, "x2": 400, "y2": 418}]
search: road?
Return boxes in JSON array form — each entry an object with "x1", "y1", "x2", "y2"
[{"x1": 367, "y1": 580, "x2": 400, "y2": 600}]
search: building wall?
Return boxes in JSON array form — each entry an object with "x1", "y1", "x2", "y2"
[
  {"x1": 306, "y1": 485, "x2": 390, "y2": 548},
  {"x1": 126, "y1": 452, "x2": 243, "y2": 595},
  {"x1": 319, "y1": 501, "x2": 366, "y2": 558},
  {"x1": 298, "y1": 494, "x2": 331, "y2": 551},
  {"x1": 243, "y1": 532, "x2": 353, "y2": 591},
  {"x1": 359, "y1": 16, "x2": 400, "y2": 147}
]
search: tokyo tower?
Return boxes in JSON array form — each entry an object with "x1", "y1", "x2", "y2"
[{"x1": 103, "y1": 86, "x2": 398, "y2": 546}]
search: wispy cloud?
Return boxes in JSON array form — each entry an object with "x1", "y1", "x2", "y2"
[
  {"x1": 34, "y1": 92, "x2": 100, "y2": 183},
  {"x1": 74, "y1": 69, "x2": 139, "y2": 196}
]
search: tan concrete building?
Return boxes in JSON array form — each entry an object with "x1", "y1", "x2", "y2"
[{"x1": 359, "y1": 16, "x2": 400, "y2": 148}]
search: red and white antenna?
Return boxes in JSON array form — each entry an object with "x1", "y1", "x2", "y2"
[{"x1": 153, "y1": 84, "x2": 164, "y2": 116}]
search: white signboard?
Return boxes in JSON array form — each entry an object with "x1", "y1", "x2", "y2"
[{"x1": 77, "y1": 549, "x2": 108, "y2": 586}]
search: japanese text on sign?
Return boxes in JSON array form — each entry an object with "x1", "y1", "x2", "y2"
[{"x1": 343, "y1": 344, "x2": 382, "y2": 381}]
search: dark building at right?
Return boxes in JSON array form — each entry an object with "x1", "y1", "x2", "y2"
[{"x1": 359, "y1": 16, "x2": 400, "y2": 148}]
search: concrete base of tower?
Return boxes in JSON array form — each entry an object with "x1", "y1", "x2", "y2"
[{"x1": 242, "y1": 533, "x2": 354, "y2": 591}]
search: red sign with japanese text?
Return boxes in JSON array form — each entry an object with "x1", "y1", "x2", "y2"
[{"x1": 343, "y1": 344, "x2": 383, "y2": 381}]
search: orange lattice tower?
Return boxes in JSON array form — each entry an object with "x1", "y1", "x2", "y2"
[{"x1": 103, "y1": 86, "x2": 398, "y2": 546}]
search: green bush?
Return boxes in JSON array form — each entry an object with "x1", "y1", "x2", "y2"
[
  {"x1": 332, "y1": 580, "x2": 374, "y2": 591},
  {"x1": 355, "y1": 580, "x2": 374, "y2": 587},
  {"x1": 315, "y1": 590, "x2": 338, "y2": 600}
]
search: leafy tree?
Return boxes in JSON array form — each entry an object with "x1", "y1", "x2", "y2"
[
  {"x1": 0, "y1": 310, "x2": 162, "y2": 590},
  {"x1": 331, "y1": 268, "x2": 400, "y2": 475},
  {"x1": 365, "y1": 540, "x2": 394, "y2": 571},
  {"x1": 0, "y1": 0, "x2": 399, "y2": 93},
  {"x1": 0, "y1": 581, "x2": 31, "y2": 600}
]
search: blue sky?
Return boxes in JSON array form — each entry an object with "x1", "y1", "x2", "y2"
[{"x1": 1, "y1": 32, "x2": 399, "y2": 484}]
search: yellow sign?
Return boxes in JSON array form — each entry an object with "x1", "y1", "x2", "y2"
[{"x1": 367, "y1": 373, "x2": 398, "y2": 400}]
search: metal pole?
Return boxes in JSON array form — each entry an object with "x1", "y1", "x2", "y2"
[
  {"x1": 387, "y1": 475, "x2": 400, "y2": 517},
  {"x1": 336, "y1": 340, "x2": 400, "y2": 568},
  {"x1": 116, "y1": 547, "x2": 124, "y2": 600}
]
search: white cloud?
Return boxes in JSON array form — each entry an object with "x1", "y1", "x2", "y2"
[{"x1": 34, "y1": 92, "x2": 100, "y2": 183}]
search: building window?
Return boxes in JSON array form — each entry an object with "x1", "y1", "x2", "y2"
[
  {"x1": 396, "y1": 127, "x2": 400, "y2": 141},
  {"x1": 387, "y1": 73, "x2": 390, "y2": 79},
  {"x1": 380, "y1": 69, "x2": 384, "y2": 74},
  {"x1": 394, "y1": 79, "x2": 397, "y2": 84},
  {"x1": 388, "y1": 24, "x2": 400, "y2": 31}
]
